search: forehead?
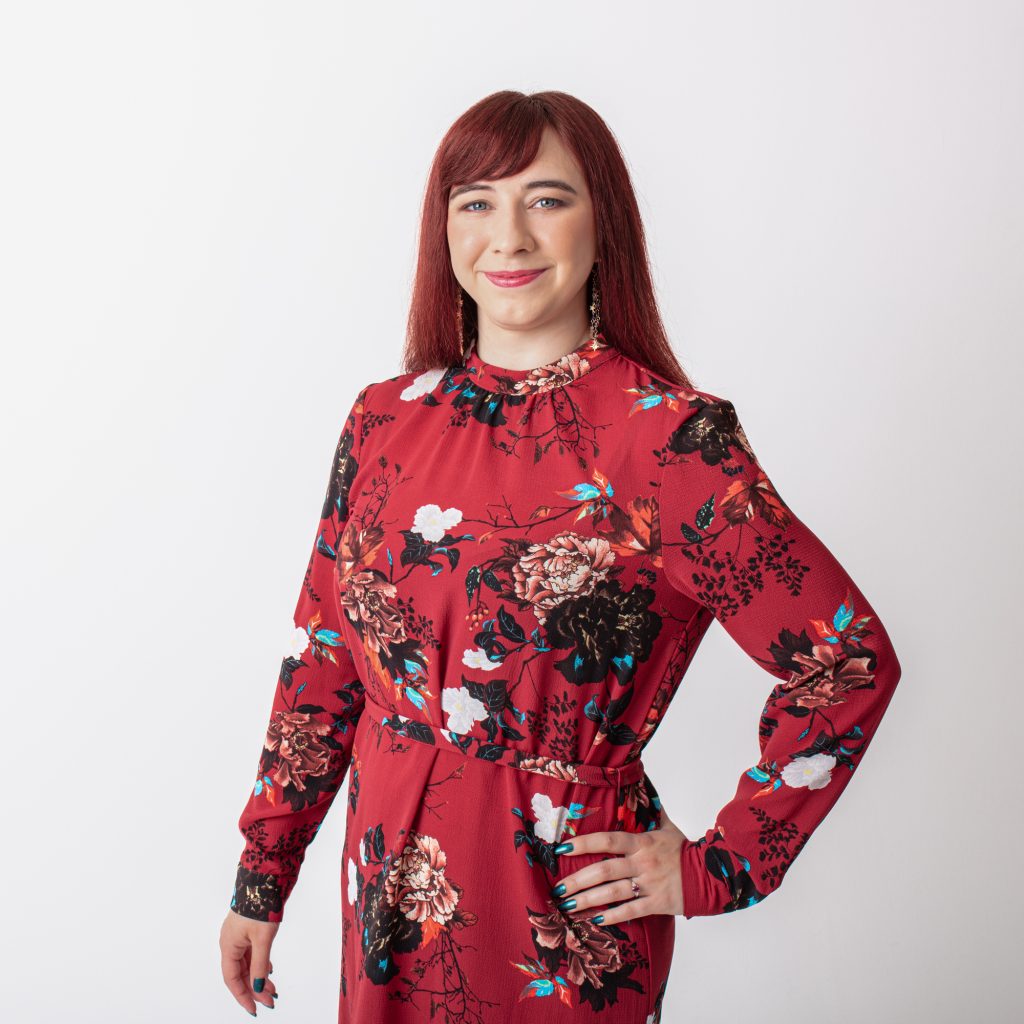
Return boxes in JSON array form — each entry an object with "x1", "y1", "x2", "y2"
[{"x1": 449, "y1": 129, "x2": 587, "y2": 198}]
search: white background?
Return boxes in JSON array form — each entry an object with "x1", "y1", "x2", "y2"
[{"x1": 3, "y1": 2, "x2": 1021, "y2": 1021}]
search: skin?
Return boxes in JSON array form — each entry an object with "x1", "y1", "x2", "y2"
[
  {"x1": 219, "y1": 127, "x2": 689, "y2": 1017},
  {"x1": 446, "y1": 127, "x2": 690, "y2": 927},
  {"x1": 446, "y1": 124, "x2": 599, "y2": 369},
  {"x1": 219, "y1": 911, "x2": 278, "y2": 1015}
]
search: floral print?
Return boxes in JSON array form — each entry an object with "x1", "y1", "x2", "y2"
[{"x1": 231, "y1": 333, "x2": 901, "y2": 1020}]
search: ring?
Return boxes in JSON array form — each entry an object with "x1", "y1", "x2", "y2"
[{"x1": 630, "y1": 877, "x2": 641, "y2": 899}]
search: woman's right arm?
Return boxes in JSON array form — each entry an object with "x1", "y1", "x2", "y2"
[
  {"x1": 228, "y1": 381, "x2": 375, "y2": 925},
  {"x1": 220, "y1": 383, "x2": 375, "y2": 1013}
]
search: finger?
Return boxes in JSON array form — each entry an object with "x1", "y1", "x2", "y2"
[
  {"x1": 561, "y1": 870, "x2": 642, "y2": 914},
  {"x1": 221, "y1": 936, "x2": 259, "y2": 1015},
  {"x1": 555, "y1": 830, "x2": 638, "y2": 858},
  {"x1": 248, "y1": 933, "x2": 278, "y2": 1009},
  {"x1": 578, "y1": 894, "x2": 661, "y2": 927},
  {"x1": 552, "y1": 851, "x2": 636, "y2": 907}
]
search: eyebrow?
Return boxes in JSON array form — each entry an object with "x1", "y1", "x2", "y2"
[{"x1": 448, "y1": 179, "x2": 579, "y2": 202}]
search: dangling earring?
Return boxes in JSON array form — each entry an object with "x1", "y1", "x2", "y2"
[
  {"x1": 589, "y1": 265, "x2": 602, "y2": 339},
  {"x1": 456, "y1": 288, "x2": 466, "y2": 354}
]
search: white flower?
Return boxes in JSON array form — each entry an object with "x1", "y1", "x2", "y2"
[
  {"x1": 463, "y1": 647, "x2": 502, "y2": 671},
  {"x1": 441, "y1": 685, "x2": 488, "y2": 735},
  {"x1": 401, "y1": 368, "x2": 446, "y2": 401},
  {"x1": 346, "y1": 857, "x2": 358, "y2": 905},
  {"x1": 781, "y1": 753, "x2": 837, "y2": 791},
  {"x1": 413, "y1": 503, "x2": 463, "y2": 543},
  {"x1": 286, "y1": 624, "x2": 310, "y2": 659},
  {"x1": 531, "y1": 792, "x2": 571, "y2": 844}
]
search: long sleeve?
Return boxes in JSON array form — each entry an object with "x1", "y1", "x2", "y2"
[
  {"x1": 658, "y1": 395, "x2": 902, "y2": 918},
  {"x1": 229, "y1": 383, "x2": 373, "y2": 923}
]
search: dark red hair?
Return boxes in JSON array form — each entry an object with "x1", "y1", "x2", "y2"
[{"x1": 402, "y1": 90, "x2": 696, "y2": 390}]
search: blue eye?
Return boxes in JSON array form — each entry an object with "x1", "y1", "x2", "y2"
[{"x1": 460, "y1": 197, "x2": 566, "y2": 212}]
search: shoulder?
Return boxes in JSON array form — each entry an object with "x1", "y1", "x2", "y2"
[
  {"x1": 608, "y1": 349, "x2": 739, "y2": 438},
  {"x1": 356, "y1": 364, "x2": 454, "y2": 411}
]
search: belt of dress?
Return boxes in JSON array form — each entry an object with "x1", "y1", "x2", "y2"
[{"x1": 360, "y1": 690, "x2": 647, "y2": 817}]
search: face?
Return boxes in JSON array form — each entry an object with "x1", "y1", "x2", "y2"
[{"x1": 446, "y1": 126, "x2": 597, "y2": 338}]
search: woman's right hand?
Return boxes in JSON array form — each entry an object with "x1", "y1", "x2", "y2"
[{"x1": 220, "y1": 910, "x2": 280, "y2": 1015}]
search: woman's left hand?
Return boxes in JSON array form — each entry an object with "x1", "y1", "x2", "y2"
[{"x1": 549, "y1": 810, "x2": 689, "y2": 923}]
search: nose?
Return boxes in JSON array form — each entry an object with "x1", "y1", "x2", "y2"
[{"x1": 490, "y1": 203, "x2": 535, "y2": 257}]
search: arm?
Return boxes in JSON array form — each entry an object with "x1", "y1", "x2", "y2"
[
  {"x1": 229, "y1": 383, "x2": 374, "y2": 923},
  {"x1": 658, "y1": 395, "x2": 902, "y2": 917}
]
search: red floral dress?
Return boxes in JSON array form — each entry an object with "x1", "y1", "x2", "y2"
[{"x1": 230, "y1": 334, "x2": 902, "y2": 1022}]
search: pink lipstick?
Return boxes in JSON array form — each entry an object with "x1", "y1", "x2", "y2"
[{"x1": 483, "y1": 268, "x2": 547, "y2": 288}]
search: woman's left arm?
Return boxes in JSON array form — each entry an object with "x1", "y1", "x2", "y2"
[{"x1": 658, "y1": 395, "x2": 903, "y2": 918}]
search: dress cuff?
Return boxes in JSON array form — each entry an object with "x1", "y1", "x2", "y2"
[{"x1": 679, "y1": 836, "x2": 721, "y2": 918}]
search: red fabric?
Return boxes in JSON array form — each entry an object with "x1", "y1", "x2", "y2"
[{"x1": 230, "y1": 335, "x2": 901, "y2": 1021}]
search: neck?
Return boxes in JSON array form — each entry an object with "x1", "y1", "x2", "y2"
[{"x1": 472, "y1": 310, "x2": 592, "y2": 372}]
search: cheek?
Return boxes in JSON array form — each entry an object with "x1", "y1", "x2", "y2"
[
  {"x1": 543, "y1": 211, "x2": 595, "y2": 266},
  {"x1": 448, "y1": 225, "x2": 487, "y2": 268}
]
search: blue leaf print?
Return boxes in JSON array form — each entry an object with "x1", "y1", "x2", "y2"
[
  {"x1": 833, "y1": 598, "x2": 854, "y2": 632},
  {"x1": 568, "y1": 483, "x2": 602, "y2": 501}
]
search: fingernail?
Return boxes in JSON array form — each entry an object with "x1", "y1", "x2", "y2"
[
  {"x1": 272, "y1": 993, "x2": 279, "y2": 999},
  {"x1": 593, "y1": 914, "x2": 604, "y2": 924},
  {"x1": 253, "y1": 978, "x2": 265, "y2": 993},
  {"x1": 551, "y1": 883, "x2": 566, "y2": 897},
  {"x1": 553, "y1": 842, "x2": 573, "y2": 855},
  {"x1": 558, "y1": 897, "x2": 576, "y2": 911},
  {"x1": 248, "y1": 1012, "x2": 257, "y2": 1018}
]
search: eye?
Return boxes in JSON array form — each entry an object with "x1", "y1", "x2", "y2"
[
  {"x1": 462, "y1": 200, "x2": 489, "y2": 212},
  {"x1": 535, "y1": 197, "x2": 565, "y2": 209}
]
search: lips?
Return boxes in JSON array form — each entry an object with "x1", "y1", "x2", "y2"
[{"x1": 483, "y1": 268, "x2": 548, "y2": 288}]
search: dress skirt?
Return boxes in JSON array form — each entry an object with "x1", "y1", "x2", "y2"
[{"x1": 339, "y1": 691, "x2": 675, "y2": 1023}]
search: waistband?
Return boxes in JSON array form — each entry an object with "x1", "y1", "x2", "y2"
[{"x1": 361, "y1": 691, "x2": 646, "y2": 790}]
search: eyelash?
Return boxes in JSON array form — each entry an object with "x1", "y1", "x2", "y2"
[{"x1": 461, "y1": 197, "x2": 566, "y2": 212}]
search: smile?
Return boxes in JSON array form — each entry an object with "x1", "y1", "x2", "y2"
[{"x1": 483, "y1": 268, "x2": 548, "y2": 288}]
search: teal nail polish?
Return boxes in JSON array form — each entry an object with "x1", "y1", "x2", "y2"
[
  {"x1": 552, "y1": 883, "x2": 566, "y2": 897},
  {"x1": 553, "y1": 842, "x2": 573, "y2": 855},
  {"x1": 253, "y1": 978, "x2": 265, "y2": 993},
  {"x1": 272, "y1": 993, "x2": 279, "y2": 999},
  {"x1": 558, "y1": 898, "x2": 576, "y2": 911},
  {"x1": 248, "y1": 1012, "x2": 257, "y2": 1018},
  {"x1": 593, "y1": 914, "x2": 604, "y2": 924}
]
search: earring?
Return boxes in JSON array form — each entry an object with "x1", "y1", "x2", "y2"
[
  {"x1": 589, "y1": 266, "x2": 601, "y2": 338},
  {"x1": 456, "y1": 288, "x2": 465, "y2": 350}
]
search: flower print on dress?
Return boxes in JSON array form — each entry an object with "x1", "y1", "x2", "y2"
[
  {"x1": 461, "y1": 646, "x2": 502, "y2": 671},
  {"x1": 400, "y1": 367, "x2": 447, "y2": 402},
  {"x1": 513, "y1": 900, "x2": 648, "y2": 1012},
  {"x1": 441, "y1": 685, "x2": 489, "y2": 735},
  {"x1": 781, "y1": 752, "x2": 837, "y2": 790},
  {"x1": 511, "y1": 532, "x2": 616, "y2": 625},
  {"x1": 437, "y1": 335, "x2": 618, "y2": 461},
  {"x1": 349, "y1": 823, "x2": 493, "y2": 1017},
  {"x1": 461, "y1": 334, "x2": 616, "y2": 398},
  {"x1": 530, "y1": 791, "x2": 572, "y2": 845},
  {"x1": 347, "y1": 856, "x2": 359, "y2": 905},
  {"x1": 412, "y1": 503, "x2": 463, "y2": 543}
]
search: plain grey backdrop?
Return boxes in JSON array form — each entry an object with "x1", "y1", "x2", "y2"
[{"x1": 3, "y1": 2, "x2": 1021, "y2": 1021}]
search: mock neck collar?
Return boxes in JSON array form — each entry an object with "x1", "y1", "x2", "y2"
[{"x1": 459, "y1": 332, "x2": 617, "y2": 396}]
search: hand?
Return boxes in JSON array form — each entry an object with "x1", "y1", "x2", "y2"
[
  {"x1": 220, "y1": 909, "x2": 280, "y2": 1015},
  {"x1": 550, "y1": 810, "x2": 689, "y2": 925}
]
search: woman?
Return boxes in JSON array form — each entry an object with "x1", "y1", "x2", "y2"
[{"x1": 220, "y1": 90, "x2": 902, "y2": 1022}]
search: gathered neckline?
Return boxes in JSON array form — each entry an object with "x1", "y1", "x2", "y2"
[{"x1": 458, "y1": 332, "x2": 618, "y2": 397}]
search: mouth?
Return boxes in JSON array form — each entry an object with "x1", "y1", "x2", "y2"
[{"x1": 482, "y1": 268, "x2": 548, "y2": 288}]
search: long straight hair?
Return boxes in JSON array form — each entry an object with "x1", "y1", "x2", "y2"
[{"x1": 402, "y1": 90, "x2": 696, "y2": 391}]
